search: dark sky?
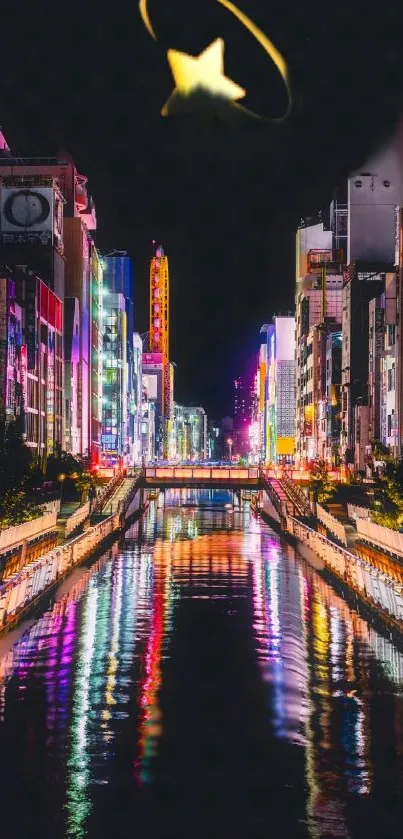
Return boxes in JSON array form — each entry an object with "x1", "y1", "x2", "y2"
[{"x1": 1, "y1": 0, "x2": 403, "y2": 418}]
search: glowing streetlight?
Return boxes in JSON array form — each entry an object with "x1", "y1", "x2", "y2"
[
  {"x1": 227, "y1": 438, "x2": 233, "y2": 463},
  {"x1": 58, "y1": 473, "x2": 66, "y2": 508}
]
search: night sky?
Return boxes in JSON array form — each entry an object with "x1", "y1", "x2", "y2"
[{"x1": 1, "y1": 0, "x2": 403, "y2": 417}]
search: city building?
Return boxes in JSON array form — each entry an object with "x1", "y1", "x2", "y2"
[
  {"x1": 233, "y1": 375, "x2": 255, "y2": 458},
  {"x1": 341, "y1": 262, "x2": 387, "y2": 467},
  {"x1": 0, "y1": 272, "x2": 23, "y2": 446},
  {"x1": 295, "y1": 219, "x2": 344, "y2": 466},
  {"x1": 101, "y1": 291, "x2": 128, "y2": 465},
  {"x1": 207, "y1": 420, "x2": 221, "y2": 461},
  {"x1": 324, "y1": 330, "x2": 342, "y2": 467},
  {"x1": 174, "y1": 405, "x2": 207, "y2": 461},
  {"x1": 141, "y1": 376, "x2": 156, "y2": 463},
  {"x1": 0, "y1": 150, "x2": 102, "y2": 466},
  {"x1": 12, "y1": 268, "x2": 63, "y2": 465},
  {"x1": 102, "y1": 251, "x2": 135, "y2": 454},
  {"x1": 132, "y1": 333, "x2": 143, "y2": 465},
  {"x1": 63, "y1": 297, "x2": 80, "y2": 454},
  {"x1": 148, "y1": 244, "x2": 172, "y2": 459},
  {"x1": 264, "y1": 316, "x2": 296, "y2": 465}
]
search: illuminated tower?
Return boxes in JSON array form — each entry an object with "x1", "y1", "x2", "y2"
[{"x1": 149, "y1": 244, "x2": 172, "y2": 458}]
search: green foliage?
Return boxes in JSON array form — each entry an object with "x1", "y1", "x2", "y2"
[
  {"x1": 46, "y1": 451, "x2": 82, "y2": 482},
  {"x1": 0, "y1": 489, "x2": 42, "y2": 529},
  {"x1": 74, "y1": 472, "x2": 93, "y2": 503},
  {"x1": 371, "y1": 458, "x2": 403, "y2": 530},
  {"x1": 307, "y1": 461, "x2": 336, "y2": 505},
  {"x1": 0, "y1": 417, "x2": 32, "y2": 492}
]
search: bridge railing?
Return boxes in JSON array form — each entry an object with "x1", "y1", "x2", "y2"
[{"x1": 144, "y1": 466, "x2": 259, "y2": 480}]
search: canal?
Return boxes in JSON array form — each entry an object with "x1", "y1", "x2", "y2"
[{"x1": 0, "y1": 488, "x2": 403, "y2": 839}]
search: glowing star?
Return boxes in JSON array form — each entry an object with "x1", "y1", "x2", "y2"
[
  {"x1": 138, "y1": 0, "x2": 292, "y2": 121},
  {"x1": 161, "y1": 38, "x2": 246, "y2": 117}
]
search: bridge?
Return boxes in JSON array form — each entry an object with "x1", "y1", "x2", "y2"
[{"x1": 138, "y1": 466, "x2": 260, "y2": 489}]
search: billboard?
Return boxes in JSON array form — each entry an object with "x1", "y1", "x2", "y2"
[
  {"x1": 143, "y1": 352, "x2": 163, "y2": 366},
  {"x1": 0, "y1": 186, "x2": 62, "y2": 249},
  {"x1": 26, "y1": 278, "x2": 37, "y2": 370}
]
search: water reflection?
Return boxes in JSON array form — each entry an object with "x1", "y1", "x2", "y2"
[{"x1": 0, "y1": 489, "x2": 402, "y2": 838}]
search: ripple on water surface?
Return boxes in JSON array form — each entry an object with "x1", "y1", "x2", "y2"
[{"x1": 0, "y1": 488, "x2": 402, "y2": 839}]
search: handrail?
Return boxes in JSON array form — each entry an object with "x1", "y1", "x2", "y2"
[
  {"x1": 0, "y1": 512, "x2": 58, "y2": 554},
  {"x1": 287, "y1": 515, "x2": 403, "y2": 624}
]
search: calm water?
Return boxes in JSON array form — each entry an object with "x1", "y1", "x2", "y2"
[{"x1": 1, "y1": 488, "x2": 403, "y2": 839}]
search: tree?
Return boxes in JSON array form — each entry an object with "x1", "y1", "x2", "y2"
[
  {"x1": 307, "y1": 461, "x2": 335, "y2": 505},
  {"x1": 0, "y1": 417, "x2": 32, "y2": 492},
  {"x1": 0, "y1": 489, "x2": 42, "y2": 529},
  {"x1": 74, "y1": 472, "x2": 93, "y2": 504},
  {"x1": 372, "y1": 458, "x2": 403, "y2": 530}
]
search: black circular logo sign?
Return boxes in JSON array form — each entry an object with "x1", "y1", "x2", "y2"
[{"x1": 3, "y1": 190, "x2": 51, "y2": 228}]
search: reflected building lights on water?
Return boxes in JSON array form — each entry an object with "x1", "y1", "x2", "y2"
[{"x1": 0, "y1": 490, "x2": 402, "y2": 838}]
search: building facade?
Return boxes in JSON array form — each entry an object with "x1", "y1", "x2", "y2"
[
  {"x1": 174, "y1": 405, "x2": 207, "y2": 462},
  {"x1": 102, "y1": 291, "x2": 128, "y2": 465},
  {"x1": 0, "y1": 274, "x2": 23, "y2": 446},
  {"x1": 264, "y1": 316, "x2": 296, "y2": 465}
]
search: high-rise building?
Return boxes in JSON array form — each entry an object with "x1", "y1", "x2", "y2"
[
  {"x1": 132, "y1": 333, "x2": 143, "y2": 465},
  {"x1": 174, "y1": 405, "x2": 207, "y2": 461},
  {"x1": 295, "y1": 218, "x2": 344, "y2": 466},
  {"x1": 325, "y1": 330, "x2": 342, "y2": 467},
  {"x1": 341, "y1": 263, "x2": 387, "y2": 465},
  {"x1": 0, "y1": 151, "x2": 102, "y2": 465},
  {"x1": 101, "y1": 291, "x2": 128, "y2": 464},
  {"x1": 14, "y1": 268, "x2": 63, "y2": 464},
  {"x1": 63, "y1": 297, "x2": 80, "y2": 454},
  {"x1": 102, "y1": 251, "x2": 135, "y2": 454},
  {"x1": 148, "y1": 244, "x2": 171, "y2": 459},
  {"x1": 0, "y1": 273, "x2": 23, "y2": 446},
  {"x1": 264, "y1": 316, "x2": 296, "y2": 465}
]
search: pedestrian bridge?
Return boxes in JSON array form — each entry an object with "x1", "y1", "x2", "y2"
[{"x1": 139, "y1": 466, "x2": 260, "y2": 489}]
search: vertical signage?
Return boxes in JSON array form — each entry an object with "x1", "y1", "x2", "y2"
[
  {"x1": 20, "y1": 345, "x2": 27, "y2": 407},
  {"x1": 26, "y1": 278, "x2": 37, "y2": 370}
]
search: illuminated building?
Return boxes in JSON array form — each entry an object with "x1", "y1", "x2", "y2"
[
  {"x1": 102, "y1": 251, "x2": 136, "y2": 455},
  {"x1": 233, "y1": 375, "x2": 255, "y2": 457},
  {"x1": 295, "y1": 213, "x2": 344, "y2": 466},
  {"x1": 264, "y1": 316, "x2": 295, "y2": 465},
  {"x1": 207, "y1": 420, "x2": 221, "y2": 460},
  {"x1": 341, "y1": 263, "x2": 386, "y2": 468},
  {"x1": 258, "y1": 327, "x2": 268, "y2": 461},
  {"x1": 0, "y1": 273, "x2": 23, "y2": 445},
  {"x1": 132, "y1": 333, "x2": 143, "y2": 464},
  {"x1": 173, "y1": 404, "x2": 207, "y2": 461},
  {"x1": 63, "y1": 297, "x2": 80, "y2": 454},
  {"x1": 142, "y1": 375, "x2": 156, "y2": 462},
  {"x1": 101, "y1": 291, "x2": 128, "y2": 463},
  {"x1": 13, "y1": 269, "x2": 63, "y2": 463},
  {"x1": 90, "y1": 248, "x2": 103, "y2": 465},
  {"x1": 324, "y1": 331, "x2": 342, "y2": 466},
  {"x1": 341, "y1": 140, "x2": 402, "y2": 468},
  {"x1": 149, "y1": 244, "x2": 172, "y2": 459},
  {"x1": 0, "y1": 149, "x2": 102, "y2": 465}
]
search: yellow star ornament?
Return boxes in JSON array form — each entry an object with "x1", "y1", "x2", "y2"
[{"x1": 161, "y1": 38, "x2": 246, "y2": 117}]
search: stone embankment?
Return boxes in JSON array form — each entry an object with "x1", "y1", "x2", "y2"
[
  {"x1": 0, "y1": 477, "x2": 146, "y2": 634},
  {"x1": 260, "y1": 476, "x2": 403, "y2": 637}
]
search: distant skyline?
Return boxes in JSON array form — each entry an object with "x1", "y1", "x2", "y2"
[{"x1": 1, "y1": 0, "x2": 403, "y2": 416}]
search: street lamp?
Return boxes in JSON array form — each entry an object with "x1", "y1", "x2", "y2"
[
  {"x1": 58, "y1": 473, "x2": 66, "y2": 509},
  {"x1": 227, "y1": 438, "x2": 233, "y2": 463}
]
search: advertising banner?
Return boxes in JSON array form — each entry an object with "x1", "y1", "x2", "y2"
[
  {"x1": 1, "y1": 187, "x2": 55, "y2": 248},
  {"x1": 26, "y1": 278, "x2": 37, "y2": 370}
]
